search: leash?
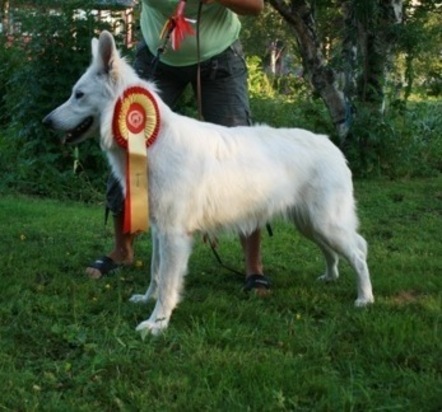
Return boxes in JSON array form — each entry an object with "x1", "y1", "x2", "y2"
[
  {"x1": 195, "y1": 0, "x2": 203, "y2": 120},
  {"x1": 147, "y1": 13, "x2": 175, "y2": 79},
  {"x1": 208, "y1": 224, "x2": 273, "y2": 278},
  {"x1": 209, "y1": 241, "x2": 244, "y2": 277}
]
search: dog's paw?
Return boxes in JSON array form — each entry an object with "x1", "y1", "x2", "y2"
[
  {"x1": 354, "y1": 296, "x2": 374, "y2": 307},
  {"x1": 317, "y1": 274, "x2": 338, "y2": 282},
  {"x1": 135, "y1": 318, "x2": 169, "y2": 338},
  {"x1": 129, "y1": 294, "x2": 150, "y2": 304}
]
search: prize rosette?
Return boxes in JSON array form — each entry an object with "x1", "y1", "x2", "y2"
[{"x1": 112, "y1": 86, "x2": 160, "y2": 234}]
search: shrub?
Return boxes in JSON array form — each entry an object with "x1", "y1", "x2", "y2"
[
  {"x1": 0, "y1": 1, "x2": 128, "y2": 201},
  {"x1": 343, "y1": 101, "x2": 442, "y2": 178}
]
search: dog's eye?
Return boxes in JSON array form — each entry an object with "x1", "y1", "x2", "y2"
[{"x1": 75, "y1": 91, "x2": 85, "y2": 100}]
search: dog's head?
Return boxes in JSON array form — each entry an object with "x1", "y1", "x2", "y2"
[{"x1": 43, "y1": 31, "x2": 127, "y2": 145}]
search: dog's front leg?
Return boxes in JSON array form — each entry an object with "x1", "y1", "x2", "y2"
[
  {"x1": 130, "y1": 227, "x2": 160, "y2": 304},
  {"x1": 135, "y1": 230, "x2": 193, "y2": 336}
]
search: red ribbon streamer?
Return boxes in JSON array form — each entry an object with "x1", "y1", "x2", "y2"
[{"x1": 161, "y1": 0, "x2": 195, "y2": 51}]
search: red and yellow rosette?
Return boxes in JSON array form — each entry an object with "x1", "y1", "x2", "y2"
[{"x1": 112, "y1": 86, "x2": 160, "y2": 234}]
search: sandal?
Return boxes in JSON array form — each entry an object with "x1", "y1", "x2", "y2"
[
  {"x1": 243, "y1": 274, "x2": 271, "y2": 292},
  {"x1": 86, "y1": 256, "x2": 121, "y2": 278}
]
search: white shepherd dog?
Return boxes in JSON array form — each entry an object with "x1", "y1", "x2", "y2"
[{"x1": 44, "y1": 31, "x2": 374, "y2": 336}]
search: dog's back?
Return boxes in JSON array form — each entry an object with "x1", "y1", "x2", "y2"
[{"x1": 143, "y1": 114, "x2": 354, "y2": 238}]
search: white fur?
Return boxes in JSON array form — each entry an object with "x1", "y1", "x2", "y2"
[{"x1": 44, "y1": 31, "x2": 374, "y2": 336}]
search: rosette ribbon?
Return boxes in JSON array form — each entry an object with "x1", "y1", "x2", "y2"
[
  {"x1": 112, "y1": 86, "x2": 160, "y2": 234},
  {"x1": 160, "y1": 0, "x2": 195, "y2": 51}
]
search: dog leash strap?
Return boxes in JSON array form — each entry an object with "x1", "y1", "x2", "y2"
[
  {"x1": 148, "y1": 36, "x2": 171, "y2": 79},
  {"x1": 149, "y1": 1, "x2": 183, "y2": 78},
  {"x1": 209, "y1": 242, "x2": 244, "y2": 278},
  {"x1": 196, "y1": 0, "x2": 203, "y2": 120}
]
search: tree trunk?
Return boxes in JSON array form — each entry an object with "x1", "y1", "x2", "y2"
[
  {"x1": 268, "y1": 0, "x2": 403, "y2": 143},
  {"x1": 341, "y1": 1, "x2": 359, "y2": 105},
  {"x1": 357, "y1": 0, "x2": 403, "y2": 110},
  {"x1": 268, "y1": 0, "x2": 351, "y2": 141}
]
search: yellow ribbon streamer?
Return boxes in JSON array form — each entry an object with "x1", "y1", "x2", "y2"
[{"x1": 125, "y1": 130, "x2": 149, "y2": 233}]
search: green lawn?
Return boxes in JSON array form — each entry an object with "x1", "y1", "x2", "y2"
[{"x1": 0, "y1": 177, "x2": 441, "y2": 411}]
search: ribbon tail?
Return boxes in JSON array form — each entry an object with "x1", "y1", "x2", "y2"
[
  {"x1": 160, "y1": 19, "x2": 175, "y2": 41},
  {"x1": 124, "y1": 153, "x2": 132, "y2": 233},
  {"x1": 124, "y1": 133, "x2": 149, "y2": 234}
]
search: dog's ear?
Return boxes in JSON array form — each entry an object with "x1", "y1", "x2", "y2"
[{"x1": 95, "y1": 31, "x2": 118, "y2": 78}]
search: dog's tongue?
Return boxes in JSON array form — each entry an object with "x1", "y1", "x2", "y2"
[
  {"x1": 63, "y1": 132, "x2": 75, "y2": 145},
  {"x1": 63, "y1": 116, "x2": 94, "y2": 144}
]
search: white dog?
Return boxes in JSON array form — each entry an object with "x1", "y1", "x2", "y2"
[{"x1": 43, "y1": 31, "x2": 374, "y2": 336}]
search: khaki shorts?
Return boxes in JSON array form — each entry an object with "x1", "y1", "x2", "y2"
[{"x1": 107, "y1": 39, "x2": 252, "y2": 215}]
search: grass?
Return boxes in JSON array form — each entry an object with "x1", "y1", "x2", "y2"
[{"x1": 0, "y1": 177, "x2": 441, "y2": 411}]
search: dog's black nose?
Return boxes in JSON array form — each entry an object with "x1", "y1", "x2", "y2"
[{"x1": 42, "y1": 115, "x2": 52, "y2": 128}]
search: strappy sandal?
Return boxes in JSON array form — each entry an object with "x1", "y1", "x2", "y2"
[
  {"x1": 243, "y1": 274, "x2": 272, "y2": 292},
  {"x1": 86, "y1": 256, "x2": 121, "y2": 277}
]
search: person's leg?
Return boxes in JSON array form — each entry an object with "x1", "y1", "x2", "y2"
[
  {"x1": 86, "y1": 214, "x2": 135, "y2": 279},
  {"x1": 239, "y1": 229, "x2": 263, "y2": 276},
  {"x1": 86, "y1": 174, "x2": 135, "y2": 278},
  {"x1": 195, "y1": 41, "x2": 269, "y2": 290}
]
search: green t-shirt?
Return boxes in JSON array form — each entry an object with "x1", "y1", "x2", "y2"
[{"x1": 140, "y1": 0, "x2": 241, "y2": 66}]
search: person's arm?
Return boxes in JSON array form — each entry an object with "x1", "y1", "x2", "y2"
[{"x1": 204, "y1": 0, "x2": 264, "y2": 16}]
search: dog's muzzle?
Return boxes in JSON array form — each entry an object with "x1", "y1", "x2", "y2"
[{"x1": 42, "y1": 115, "x2": 94, "y2": 145}]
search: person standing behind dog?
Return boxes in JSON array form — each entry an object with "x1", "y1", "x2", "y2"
[{"x1": 86, "y1": 0, "x2": 271, "y2": 293}]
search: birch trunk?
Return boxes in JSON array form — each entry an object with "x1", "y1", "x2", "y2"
[
  {"x1": 268, "y1": 0, "x2": 403, "y2": 143},
  {"x1": 269, "y1": 0, "x2": 351, "y2": 141}
]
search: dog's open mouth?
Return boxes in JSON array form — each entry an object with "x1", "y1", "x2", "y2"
[{"x1": 64, "y1": 116, "x2": 94, "y2": 144}]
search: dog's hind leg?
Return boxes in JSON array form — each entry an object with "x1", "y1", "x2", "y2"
[
  {"x1": 130, "y1": 227, "x2": 160, "y2": 304},
  {"x1": 135, "y1": 231, "x2": 193, "y2": 336},
  {"x1": 316, "y1": 242, "x2": 340, "y2": 282},
  {"x1": 317, "y1": 229, "x2": 374, "y2": 307},
  {"x1": 291, "y1": 212, "x2": 340, "y2": 282},
  {"x1": 349, "y1": 234, "x2": 374, "y2": 307}
]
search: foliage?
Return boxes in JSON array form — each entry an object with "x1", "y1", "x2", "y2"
[
  {"x1": 0, "y1": 178, "x2": 441, "y2": 410},
  {"x1": 240, "y1": 4, "x2": 298, "y2": 60},
  {"x1": 398, "y1": 1, "x2": 442, "y2": 98},
  {"x1": 0, "y1": 1, "x2": 441, "y2": 202},
  {"x1": 0, "y1": 40, "x2": 20, "y2": 128},
  {"x1": 247, "y1": 68, "x2": 442, "y2": 179},
  {"x1": 250, "y1": 0, "x2": 441, "y2": 151},
  {"x1": 344, "y1": 100, "x2": 442, "y2": 178},
  {"x1": 249, "y1": 1, "x2": 441, "y2": 101},
  {"x1": 0, "y1": 0, "x2": 128, "y2": 201}
]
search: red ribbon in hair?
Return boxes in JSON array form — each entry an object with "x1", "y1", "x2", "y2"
[{"x1": 160, "y1": 0, "x2": 195, "y2": 50}]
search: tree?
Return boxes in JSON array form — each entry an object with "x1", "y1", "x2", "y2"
[{"x1": 267, "y1": 0, "x2": 404, "y2": 142}]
